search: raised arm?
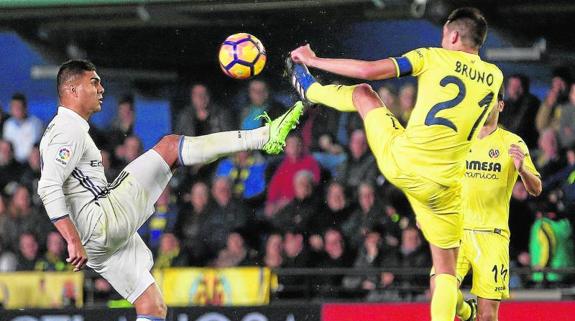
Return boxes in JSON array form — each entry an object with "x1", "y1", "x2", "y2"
[
  {"x1": 509, "y1": 143, "x2": 542, "y2": 196},
  {"x1": 291, "y1": 44, "x2": 398, "y2": 81}
]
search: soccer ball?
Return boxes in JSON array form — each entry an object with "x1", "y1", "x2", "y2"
[{"x1": 219, "y1": 33, "x2": 266, "y2": 79}]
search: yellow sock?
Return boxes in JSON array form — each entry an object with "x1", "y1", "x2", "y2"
[
  {"x1": 431, "y1": 274, "x2": 458, "y2": 321},
  {"x1": 307, "y1": 83, "x2": 357, "y2": 112},
  {"x1": 456, "y1": 289, "x2": 471, "y2": 320}
]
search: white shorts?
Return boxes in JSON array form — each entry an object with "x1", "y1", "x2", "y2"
[{"x1": 85, "y1": 150, "x2": 172, "y2": 303}]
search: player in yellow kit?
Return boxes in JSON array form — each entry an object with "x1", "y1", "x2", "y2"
[
  {"x1": 453, "y1": 87, "x2": 542, "y2": 321},
  {"x1": 287, "y1": 7, "x2": 502, "y2": 321}
]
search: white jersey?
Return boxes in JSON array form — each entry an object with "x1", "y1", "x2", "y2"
[{"x1": 38, "y1": 107, "x2": 107, "y2": 244}]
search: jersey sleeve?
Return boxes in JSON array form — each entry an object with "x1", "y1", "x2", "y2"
[
  {"x1": 38, "y1": 126, "x2": 86, "y2": 222},
  {"x1": 391, "y1": 47, "x2": 429, "y2": 78}
]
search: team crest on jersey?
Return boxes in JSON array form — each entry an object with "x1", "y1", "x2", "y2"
[
  {"x1": 489, "y1": 148, "x2": 500, "y2": 158},
  {"x1": 56, "y1": 146, "x2": 72, "y2": 166}
]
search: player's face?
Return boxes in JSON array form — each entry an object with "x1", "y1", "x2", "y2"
[{"x1": 76, "y1": 70, "x2": 104, "y2": 116}]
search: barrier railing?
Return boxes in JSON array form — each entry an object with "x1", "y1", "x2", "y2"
[{"x1": 1, "y1": 266, "x2": 574, "y2": 309}]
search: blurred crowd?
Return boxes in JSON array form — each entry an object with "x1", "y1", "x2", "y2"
[{"x1": 0, "y1": 70, "x2": 574, "y2": 301}]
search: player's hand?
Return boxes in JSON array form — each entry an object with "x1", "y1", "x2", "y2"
[
  {"x1": 66, "y1": 240, "x2": 88, "y2": 272},
  {"x1": 509, "y1": 144, "x2": 525, "y2": 173},
  {"x1": 291, "y1": 44, "x2": 316, "y2": 65}
]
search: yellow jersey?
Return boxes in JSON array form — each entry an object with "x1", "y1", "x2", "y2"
[
  {"x1": 391, "y1": 47, "x2": 504, "y2": 187},
  {"x1": 462, "y1": 127, "x2": 539, "y2": 239}
]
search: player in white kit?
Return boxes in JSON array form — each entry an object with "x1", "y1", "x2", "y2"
[{"x1": 37, "y1": 60, "x2": 303, "y2": 321}]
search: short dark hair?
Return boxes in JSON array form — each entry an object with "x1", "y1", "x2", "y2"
[
  {"x1": 509, "y1": 73, "x2": 530, "y2": 93},
  {"x1": 552, "y1": 66, "x2": 572, "y2": 85},
  {"x1": 118, "y1": 94, "x2": 135, "y2": 111},
  {"x1": 11, "y1": 92, "x2": 27, "y2": 108},
  {"x1": 56, "y1": 59, "x2": 96, "y2": 98},
  {"x1": 446, "y1": 7, "x2": 488, "y2": 49}
]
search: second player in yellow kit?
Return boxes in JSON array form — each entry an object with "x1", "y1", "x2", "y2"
[
  {"x1": 459, "y1": 127, "x2": 537, "y2": 299},
  {"x1": 454, "y1": 88, "x2": 541, "y2": 321},
  {"x1": 287, "y1": 7, "x2": 502, "y2": 321}
]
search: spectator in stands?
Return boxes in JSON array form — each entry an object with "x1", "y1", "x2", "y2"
[
  {"x1": 0, "y1": 140, "x2": 24, "y2": 193},
  {"x1": 341, "y1": 182, "x2": 384, "y2": 249},
  {"x1": 499, "y1": 74, "x2": 541, "y2": 148},
  {"x1": 310, "y1": 181, "x2": 355, "y2": 236},
  {"x1": 397, "y1": 83, "x2": 416, "y2": 126},
  {"x1": 535, "y1": 128, "x2": 566, "y2": 179},
  {"x1": 3, "y1": 185, "x2": 50, "y2": 251},
  {"x1": 139, "y1": 186, "x2": 178, "y2": 253},
  {"x1": 112, "y1": 135, "x2": 143, "y2": 171},
  {"x1": 35, "y1": 231, "x2": 68, "y2": 271},
  {"x1": 0, "y1": 195, "x2": 17, "y2": 272},
  {"x1": 0, "y1": 241, "x2": 17, "y2": 272},
  {"x1": 271, "y1": 170, "x2": 321, "y2": 233},
  {"x1": 335, "y1": 112, "x2": 363, "y2": 147},
  {"x1": 213, "y1": 231, "x2": 258, "y2": 267},
  {"x1": 174, "y1": 181, "x2": 212, "y2": 265},
  {"x1": 282, "y1": 228, "x2": 311, "y2": 269},
  {"x1": 312, "y1": 133, "x2": 346, "y2": 177},
  {"x1": 20, "y1": 144, "x2": 42, "y2": 205},
  {"x1": 279, "y1": 228, "x2": 312, "y2": 297},
  {"x1": 336, "y1": 129, "x2": 379, "y2": 192},
  {"x1": 100, "y1": 149, "x2": 119, "y2": 182},
  {"x1": 175, "y1": 83, "x2": 234, "y2": 136},
  {"x1": 2, "y1": 93, "x2": 43, "y2": 163},
  {"x1": 174, "y1": 84, "x2": 236, "y2": 183},
  {"x1": 107, "y1": 95, "x2": 135, "y2": 150},
  {"x1": 536, "y1": 67, "x2": 572, "y2": 134},
  {"x1": 206, "y1": 176, "x2": 250, "y2": 251},
  {"x1": 153, "y1": 233, "x2": 190, "y2": 268},
  {"x1": 261, "y1": 232, "x2": 283, "y2": 268},
  {"x1": 215, "y1": 150, "x2": 267, "y2": 204},
  {"x1": 530, "y1": 203, "x2": 574, "y2": 286},
  {"x1": 377, "y1": 84, "x2": 400, "y2": 117},
  {"x1": 16, "y1": 232, "x2": 40, "y2": 271},
  {"x1": 239, "y1": 79, "x2": 285, "y2": 130},
  {"x1": 388, "y1": 226, "x2": 431, "y2": 299},
  {"x1": 265, "y1": 134, "x2": 320, "y2": 216},
  {"x1": 538, "y1": 83, "x2": 575, "y2": 149},
  {"x1": 380, "y1": 205, "x2": 405, "y2": 249},
  {"x1": 299, "y1": 103, "x2": 340, "y2": 153},
  {"x1": 342, "y1": 225, "x2": 393, "y2": 292},
  {"x1": 543, "y1": 144, "x2": 575, "y2": 215},
  {"x1": 313, "y1": 228, "x2": 352, "y2": 297}
]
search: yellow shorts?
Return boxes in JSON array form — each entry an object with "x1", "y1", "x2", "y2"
[
  {"x1": 364, "y1": 107, "x2": 462, "y2": 249},
  {"x1": 457, "y1": 229, "x2": 510, "y2": 300}
]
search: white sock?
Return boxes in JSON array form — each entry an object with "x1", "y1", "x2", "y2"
[{"x1": 178, "y1": 127, "x2": 269, "y2": 166}]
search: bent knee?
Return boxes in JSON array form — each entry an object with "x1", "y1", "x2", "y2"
[
  {"x1": 353, "y1": 83, "x2": 378, "y2": 101},
  {"x1": 158, "y1": 134, "x2": 180, "y2": 147},
  {"x1": 153, "y1": 134, "x2": 181, "y2": 168},
  {"x1": 352, "y1": 83, "x2": 385, "y2": 118}
]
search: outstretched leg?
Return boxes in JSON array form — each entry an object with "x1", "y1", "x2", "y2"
[
  {"x1": 153, "y1": 101, "x2": 304, "y2": 169},
  {"x1": 286, "y1": 58, "x2": 384, "y2": 119}
]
